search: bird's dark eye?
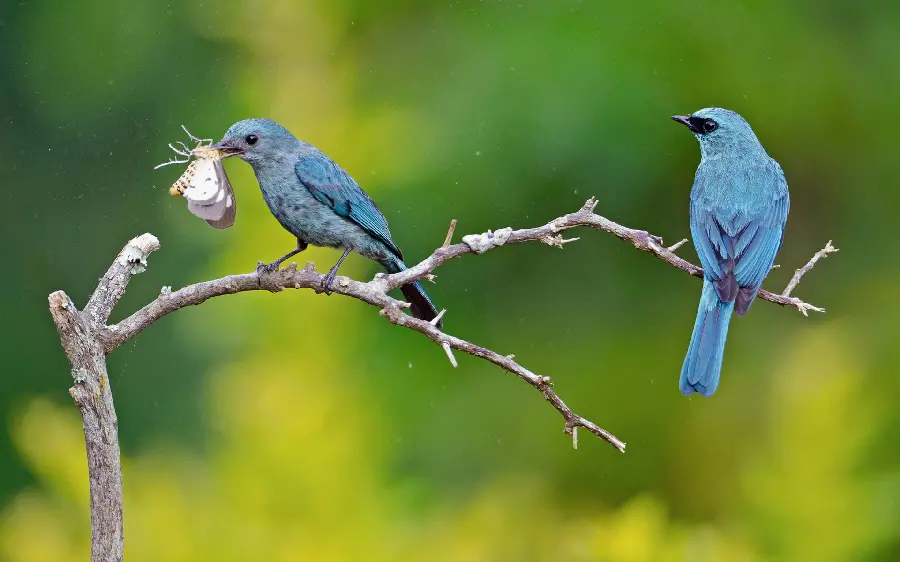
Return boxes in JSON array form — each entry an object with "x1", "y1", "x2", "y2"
[
  {"x1": 702, "y1": 120, "x2": 718, "y2": 133},
  {"x1": 245, "y1": 134, "x2": 259, "y2": 145}
]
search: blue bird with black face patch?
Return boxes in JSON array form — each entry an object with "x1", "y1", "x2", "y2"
[
  {"x1": 212, "y1": 118, "x2": 441, "y2": 326},
  {"x1": 672, "y1": 108, "x2": 789, "y2": 396}
]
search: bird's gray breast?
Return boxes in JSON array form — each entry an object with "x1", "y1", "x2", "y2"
[{"x1": 260, "y1": 180, "x2": 342, "y2": 247}]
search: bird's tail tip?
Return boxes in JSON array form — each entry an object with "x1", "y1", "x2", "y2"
[
  {"x1": 401, "y1": 282, "x2": 441, "y2": 328},
  {"x1": 679, "y1": 377, "x2": 717, "y2": 397},
  {"x1": 385, "y1": 258, "x2": 442, "y2": 328},
  {"x1": 679, "y1": 282, "x2": 735, "y2": 397}
]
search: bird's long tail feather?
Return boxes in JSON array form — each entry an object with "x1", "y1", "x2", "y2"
[
  {"x1": 680, "y1": 280, "x2": 734, "y2": 396},
  {"x1": 383, "y1": 259, "x2": 441, "y2": 328}
]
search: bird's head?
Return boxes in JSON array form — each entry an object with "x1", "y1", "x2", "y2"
[
  {"x1": 671, "y1": 108, "x2": 765, "y2": 159},
  {"x1": 212, "y1": 118, "x2": 300, "y2": 164}
]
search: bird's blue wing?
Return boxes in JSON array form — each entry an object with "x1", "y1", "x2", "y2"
[
  {"x1": 733, "y1": 196, "x2": 789, "y2": 288},
  {"x1": 295, "y1": 150, "x2": 403, "y2": 259},
  {"x1": 690, "y1": 160, "x2": 789, "y2": 307}
]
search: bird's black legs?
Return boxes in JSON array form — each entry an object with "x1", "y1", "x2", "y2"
[
  {"x1": 321, "y1": 247, "x2": 352, "y2": 294},
  {"x1": 257, "y1": 242, "x2": 352, "y2": 293},
  {"x1": 257, "y1": 239, "x2": 308, "y2": 274}
]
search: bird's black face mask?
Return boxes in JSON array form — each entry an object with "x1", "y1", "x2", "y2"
[{"x1": 671, "y1": 115, "x2": 719, "y2": 135}]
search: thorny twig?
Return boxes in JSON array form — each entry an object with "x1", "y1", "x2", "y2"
[
  {"x1": 379, "y1": 198, "x2": 832, "y2": 315},
  {"x1": 96, "y1": 199, "x2": 833, "y2": 450},
  {"x1": 442, "y1": 219, "x2": 457, "y2": 249},
  {"x1": 782, "y1": 240, "x2": 838, "y2": 299},
  {"x1": 98, "y1": 250, "x2": 628, "y2": 451}
]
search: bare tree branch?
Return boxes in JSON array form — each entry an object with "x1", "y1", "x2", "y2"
[
  {"x1": 48, "y1": 234, "x2": 159, "y2": 562},
  {"x1": 95, "y1": 198, "x2": 833, "y2": 451},
  {"x1": 49, "y1": 198, "x2": 835, "y2": 558},
  {"x1": 84, "y1": 234, "x2": 161, "y2": 328},
  {"x1": 98, "y1": 258, "x2": 629, "y2": 452},
  {"x1": 371, "y1": 198, "x2": 831, "y2": 314},
  {"x1": 782, "y1": 240, "x2": 839, "y2": 298}
]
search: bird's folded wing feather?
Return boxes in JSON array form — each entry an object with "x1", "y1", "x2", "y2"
[
  {"x1": 690, "y1": 161, "x2": 789, "y2": 301},
  {"x1": 295, "y1": 152, "x2": 403, "y2": 259}
]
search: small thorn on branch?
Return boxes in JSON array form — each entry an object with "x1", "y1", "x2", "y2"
[
  {"x1": 441, "y1": 341, "x2": 458, "y2": 368},
  {"x1": 667, "y1": 238, "x2": 689, "y2": 252},
  {"x1": 795, "y1": 300, "x2": 825, "y2": 317},
  {"x1": 644, "y1": 233, "x2": 666, "y2": 254},
  {"x1": 442, "y1": 219, "x2": 457, "y2": 249},
  {"x1": 430, "y1": 309, "x2": 447, "y2": 326},
  {"x1": 542, "y1": 234, "x2": 580, "y2": 248}
]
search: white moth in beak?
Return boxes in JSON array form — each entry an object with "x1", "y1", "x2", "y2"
[{"x1": 156, "y1": 127, "x2": 236, "y2": 229}]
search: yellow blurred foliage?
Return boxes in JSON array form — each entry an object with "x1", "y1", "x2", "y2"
[
  {"x1": 741, "y1": 323, "x2": 886, "y2": 561},
  {"x1": 1, "y1": 323, "x2": 888, "y2": 561}
]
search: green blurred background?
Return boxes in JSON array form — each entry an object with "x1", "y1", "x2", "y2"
[{"x1": 2, "y1": 0, "x2": 898, "y2": 560}]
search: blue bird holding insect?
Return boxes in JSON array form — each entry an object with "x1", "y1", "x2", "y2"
[
  {"x1": 672, "y1": 108, "x2": 789, "y2": 396},
  {"x1": 212, "y1": 118, "x2": 441, "y2": 326}
]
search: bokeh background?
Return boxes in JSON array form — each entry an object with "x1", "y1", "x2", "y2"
[{"x1": 1, "y1": 1, "x2": 899, "y2": 560}]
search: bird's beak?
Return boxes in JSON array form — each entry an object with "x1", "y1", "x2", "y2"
[
  {"x1": 210, "y1": 140, "x2": 242, "y2": 158},
  {"x1": 671, "y1": 115, "x2": 699, "y2": 133}
]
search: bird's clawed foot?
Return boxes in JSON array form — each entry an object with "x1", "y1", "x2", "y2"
[
  {"x1": 320, "y1": 247, "x2": 353, "y2": 295},
  {"x1": 321, "y1": 269, "x2": 338, "y2": 295},
  {"x1": 256, "y1": 240, "x2": 309, "y2": 276},
  {"x1": 256, "y1": 260, "x2": 281, "y2": 275}
]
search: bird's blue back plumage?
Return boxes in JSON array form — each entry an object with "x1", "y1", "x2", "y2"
[
  {"x1": 689, "y1": 159, "x2": 789, "y2": 310},
  {"x1": 675, "y1": 108, "x2": 790, "y2": 396},
  {"x1": 295, "y1": 150, "x2": 403, "y2": 260}
]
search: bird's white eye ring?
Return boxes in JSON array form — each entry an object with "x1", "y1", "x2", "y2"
[{"x1": 246, "y1": 134, "x2": 259, "y2": 145}]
